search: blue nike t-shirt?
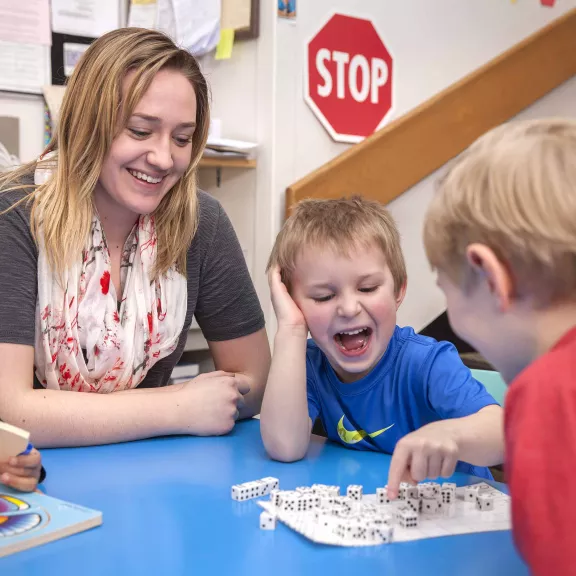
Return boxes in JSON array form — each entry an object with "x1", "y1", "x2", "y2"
[{"x1": 306, "y1": 326, "x2": 498, "y2": 479}]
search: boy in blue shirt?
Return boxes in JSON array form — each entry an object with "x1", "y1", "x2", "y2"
[{"x1": 260, "y1": 197, "x2": 503, "y2": 497}]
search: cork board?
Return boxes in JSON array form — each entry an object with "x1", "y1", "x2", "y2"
[{"x1": 222, "y1": 0, "x2": 259, "y2": 39}]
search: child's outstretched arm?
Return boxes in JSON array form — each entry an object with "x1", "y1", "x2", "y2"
[
  {"x1": 387, "y1": 405, "x2": 504, "y2": 497},
  {"x1": 260, "y1": 267, "x2": 312, "y2": 462}
]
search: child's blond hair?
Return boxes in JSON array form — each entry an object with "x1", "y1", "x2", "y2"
[
  {"x1": 267, "y1": 196, "x2": 407, "y2": 295},
  {"x1": 424, "y1": 118, "x2": 576, "y2": 303}
]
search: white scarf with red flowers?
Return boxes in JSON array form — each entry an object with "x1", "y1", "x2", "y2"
[{"x1": 33, "y1": 162, "x2": 187, "y2": 392}]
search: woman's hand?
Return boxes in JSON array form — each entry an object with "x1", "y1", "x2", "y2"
[{"x1": 173, "y1": 371, "x2": 250, "y2": 436}]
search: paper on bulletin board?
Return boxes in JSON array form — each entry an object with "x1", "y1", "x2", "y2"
[
  {"x1": 157, "y1": 0, "x2": 176, "y2": 38},
  {"x1": 63, "y1": 42, "x2": 90, "y2": 76},
  {"x1": 0, "y1": 0, "x2": 51, "y2": 46},
  {"x1": 215, "y1": 28, "x2": 234, "y2": 60},
  {"x1": 128, "y1": 0, "x2": 158, "y2": 29},
  {"x1": 0, "y1": 41, "x2": 51, "y2": 94},
  {"x1": 51, "y1": 0, "x2": 121, "y2": 37},
  {"x1": 221, "y1": 0, "x2": 250, "y2": 30},
  {"x1": 172, "y1": 0, "x2": 221, "y2": 56}
]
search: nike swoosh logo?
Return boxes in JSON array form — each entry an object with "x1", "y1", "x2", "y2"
[{"x1": 337, "y1": 416, "x2": 394, "y2": 444}]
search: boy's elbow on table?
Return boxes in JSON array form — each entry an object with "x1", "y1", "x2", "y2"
[
  {"x1": 261, "y1": 426, "x2": 310, "y2": 463},
  {"x1": 264, "y1": 442, "x2": 308, "y2": 463}
]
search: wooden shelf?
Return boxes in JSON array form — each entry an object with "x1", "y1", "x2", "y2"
[{"x1": 198, "y1": 157, "x2": 256, "y2": 169}]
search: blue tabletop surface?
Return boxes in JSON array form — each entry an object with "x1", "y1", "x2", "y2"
[{"x1": 2, "y1": 419, "x2": 528, "y2": 576}]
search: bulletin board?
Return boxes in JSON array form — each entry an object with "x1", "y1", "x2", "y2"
[{"x1": 222, "y1": 0, "x2": 259, "y2": 39}]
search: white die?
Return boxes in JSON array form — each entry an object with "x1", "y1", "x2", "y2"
[
  {"x1": 347, "y1": 485, "x2": 363, "y2": 500},
  {"x1": 302, "y1": 494, "x2": 316, "y2": 510},
  {"x1": 441, "y1": 488, "x2": 454, "y2": 504},
  {"x1": 376, "y1": 487, "x2": 390, "y2": 504},
  {"x1": 270, "y1": 489, "x2": 282, "y2": 507},
  {"x1": 476, "y1": 493, "x2": 494, "y2": 511},
  {"x1": 464, "y1": 485, "x2": 480, "y2": 502},
  {"x1": 406, "y1": 497, "x2": 420, "y2": 513},
  {"x1": 260, "y1": 511, "x2": 276, "y2": 530},
  {"x1": 429, "y1": 482, "x2": 441, "y2": 496},
  {"x1": 260, "y1": 477, "x2": 279, "y2": 492},
  {"x1": 422, "y1": 498, "x2": 438, "y2": 514},
  {"x1": 369, "y1": 523, "x2": 393, "y2": 543},
  {"x1": 442, "y1": 482, "x2": 457, "y2": 492},
  {"x1": 398, "y1": 507, "x2": 419, "y2": 528},
  {"x1": 398, "y1": 482, "x2": 410, "y2": 500},
  {"x1": 231, "y1": 484, "x2": 249, "y2": 501},
  {"x1": 406, "y1": 486, "x2": 419, "y2": 500}
]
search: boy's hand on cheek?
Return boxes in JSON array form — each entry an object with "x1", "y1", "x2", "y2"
[
  {"x1": 0, "y1": 448, "x2": 42, "y2": 492},
  {"x1": 268, "y1": 266, "x2": 307, "y2": 331},
  {"x1": 386, "y1": 422, "x2": 459, "y2": 498}
]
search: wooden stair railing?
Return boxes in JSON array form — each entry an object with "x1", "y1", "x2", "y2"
[{"x1": 286, "y1": 9, "x2": 576, "y2": 217}]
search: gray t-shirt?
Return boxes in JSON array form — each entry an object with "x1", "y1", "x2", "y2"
[{"x1": 0, "y1": 177, "x2": 265, "y2": 388}]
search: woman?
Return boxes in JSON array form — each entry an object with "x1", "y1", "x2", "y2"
[{"x1": 0, "y1": 28, "x2": 270, "y2": 447}]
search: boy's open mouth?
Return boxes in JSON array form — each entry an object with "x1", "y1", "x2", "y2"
[{"x1": 334, "y1": 327, "x2": 373, "y2": 354}]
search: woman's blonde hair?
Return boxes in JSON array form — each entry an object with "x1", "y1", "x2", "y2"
[
  {"x1": 424, "y1": 118, "x2": 576, "y2": 303},
  {"x1": 267, "y1": 196, "x2": 407, "y2": 295},
  {"x1": 0, "y1": 27, "x2": 210, "y2": 279}
]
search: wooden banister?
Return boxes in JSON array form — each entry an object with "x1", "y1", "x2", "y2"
[{"x1": 286, "y1": 9, "x2": 576, "y2": 216}]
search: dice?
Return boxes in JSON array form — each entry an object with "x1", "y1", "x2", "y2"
[
  {"x1": 398, "y1": 482, "x2": 410, "y2": 500},
  {"x1": 261, "y1": 477, "x2": 280, "y2": 492},
  {"x1": 231, "y1": 477, "x2": 279, "y2": 501},
  {"x1": 346, "y1": 485, "x2": 363, "y2": 500},
  {"x1": 376, "y1": 487, "x2": 390, "y2": 504},
  {"x1": 397, "y1": 506, "x2": 419, "y2": 528},
  {"x1": 369, "y1": 523, "x2": 393, "y2": 543},
  {"x1": 464, "y1": 485, "x2": 480, "y2": 502},
  {"x1": 422, "y1": 498, "x2": 438, "y2": 514},
  {"x1": 260, "y1": 511, "x2": 276, "y2": 530},
  {"x1": 270, "y1": 489, "x2": 282, "y2": 507},
  {"x1": 231, "y1": 484, "x2": 250, "y2": 501},
  {"x1": 476, "y1": 493, "x2": 494, "y2": 511},
  {"x1": 406, "y1": 486, "x2": 419, "y2": 500},
  {"x1": 406, "y1": 497, "x2": 421, "y2": 513}
]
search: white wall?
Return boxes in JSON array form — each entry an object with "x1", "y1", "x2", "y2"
[
  {"x1": 265, "y1": 1, "x2": 576, "y2": 332},
  {"x1": 198, "y1": 40, "x2": 260, "y2": 277},
  {"x1": 390, "y1": 76, "x2": 576, "y2": 329}
]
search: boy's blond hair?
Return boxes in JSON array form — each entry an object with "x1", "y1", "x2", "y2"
[
  {"x1": 267, "y1": 196, "x2": 407, "y2": 295},
  {"x1": 424, "y1": 118, "x2": 576, "y2": 303}
]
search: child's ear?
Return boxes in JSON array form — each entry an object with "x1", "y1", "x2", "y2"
[
  {"x1": 395, "y1": 281, "x2": 407, "y2": 309},
  {"x1": 465, "y1": 244, "x2": 514, "y2": 312}
]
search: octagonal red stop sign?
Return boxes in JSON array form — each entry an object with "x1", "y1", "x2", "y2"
[{"x1": 305, "y1": 13, "x2": 393, "y2": 143}]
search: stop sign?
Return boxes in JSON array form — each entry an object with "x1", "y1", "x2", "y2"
[{"x1": 305, "y1": 13, "x2": 393, "y2": 144}]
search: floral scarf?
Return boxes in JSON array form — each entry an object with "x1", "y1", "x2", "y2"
[{"x1": 33, "y1": 162, "x2": 187, "y2": 392}]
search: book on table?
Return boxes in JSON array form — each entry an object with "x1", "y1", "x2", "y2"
[{"x1": 0, "y1": 486, "x2": 102, "y2": 557}]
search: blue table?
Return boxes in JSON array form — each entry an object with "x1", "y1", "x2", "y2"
[{"x1": 3, "y1": 419, "x2": 527, "y2": 576}]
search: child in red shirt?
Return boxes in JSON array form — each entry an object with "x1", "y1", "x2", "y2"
[{"x1": 423, "y1": 118, "x2": 576, "y2": 575}]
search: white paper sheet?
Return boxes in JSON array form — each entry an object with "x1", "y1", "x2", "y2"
[
  {"x1": 171, "y1": 0, "x2": 221, "y2": 56},
  {"x1": 257, "y1": 483, "x2": 511, "y2": 547},
  {"x1": 157, "y1": 0, "x2": 176, "y2": 39},
  {"x1": 128, "y1": 0, "x2": 157, "y2": 29},
  {"x1": 63, "y1": 42, "x2": 90, "y2": 77},
  {"x1": 51, "y1": 0, "x2": 121, "y2": 37},
  {"x1": 0, "y1": 1, "x2": 51, "y2": 46},
  {"x1": 0, "y1": 41, "x2": 51, "y2": 94}
]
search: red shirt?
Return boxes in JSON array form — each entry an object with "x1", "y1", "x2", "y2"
[{"x1": 505, "y1": 326, "x2": 576, "y2": 575}]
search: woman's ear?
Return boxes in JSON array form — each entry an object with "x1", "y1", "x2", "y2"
[{"x1": 466, "y1": 244, "x2": 514, "y2": 312}]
